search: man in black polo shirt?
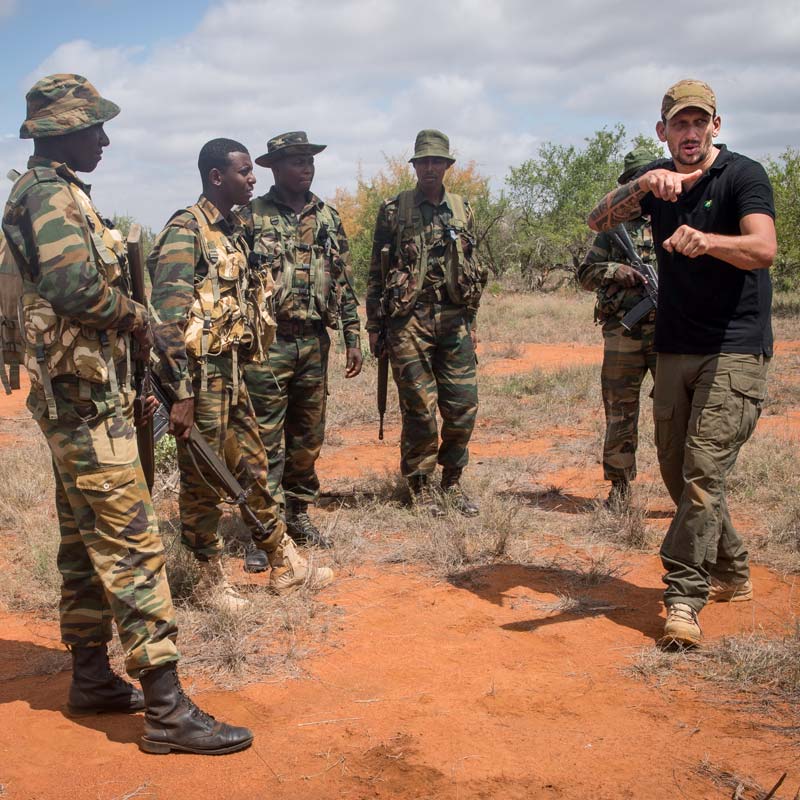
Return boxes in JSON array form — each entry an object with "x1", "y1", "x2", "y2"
[{"x1": 587, "y1": 79, "x2": 776, "y2": 648}]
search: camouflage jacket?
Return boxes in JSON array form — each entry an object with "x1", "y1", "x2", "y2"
[
  {"x1": 149, "y1": 195, "x2": 271, "y2": 401},
  {"x1": 366, "y1": 187, "x2": 486, "y2": 333},
  {"x1": 241, "y1": 188, "x2": 360, "y2": 349},
  {"x1": 577, "y1": 218, "x2": 656, "y2": 326},
  {"x1": 2, "y1": 156, "x2": 146, "y2": 415}
]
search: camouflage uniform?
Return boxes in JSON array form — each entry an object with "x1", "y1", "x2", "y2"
[
  {"x1": 148, "y1": 195, "x2": 285, "y2": 560},
  {"x1": 241, "y1": 182, "x2": 360, "y2": 508},
  {"x1": 0, "y1": 229, "x2": 23, "y2": 393},
  {"x1": 366, "y1": 131, "x2": 486, "y2": 486},
  {"x1": 2, "y1": 75, "x2": 178, "y2": 677},
  {"x1": 578, "y1": 218, "x2": 657, "y2": 485}
]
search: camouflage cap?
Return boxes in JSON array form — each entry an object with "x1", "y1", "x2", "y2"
[
  {"x1": 20, "y1": 74, "x2": 120, "y2": 140},
  {"x1": 409, "y1": 129, "x2": 455, "y2": 163},
  {"x1": 618, "y1": 145, "x2": 662, "y2": 184},
  {"x1": 661, "y1": 79, "x2": 716, "y2": 121},
  {"x1": 255, "y1": 131, "x2": 326, "y2": 167}
]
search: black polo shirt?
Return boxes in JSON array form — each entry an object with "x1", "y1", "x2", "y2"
[{"x1": 639, "y1": 145, "x2": 775, "y2": 356}]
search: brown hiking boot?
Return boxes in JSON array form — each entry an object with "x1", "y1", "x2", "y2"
[
  {"x1": 194, "y1": 557, "x2": 249, "y2": 612},
  {"x1": 139, "y1": 663, "x2": 253, "y2": 755},
  {"x1": 659, "y1": 603, "x2": 702, "y2": 649},
  {"x1": 67, "y1": 644, "x2": 144, "y2": 715},
  {"x1": 268, "y1": 534, "x2": 334, "y2": 596},
  {"x1": 408, "y1": 475, "x2": 445, "y2": 518},
  {"x1": 286, "y1": 499, "x2": 332, "y2": 548},
  {"x1": 708, "y1": 576, "x2": 753, "y2": 603}
]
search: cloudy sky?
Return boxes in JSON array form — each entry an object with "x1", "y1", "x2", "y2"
[{"x1": 1, "y1": 0, "x2": 799, "y2": 229}]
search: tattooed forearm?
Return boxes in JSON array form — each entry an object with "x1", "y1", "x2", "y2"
[{"x1": 587, "y1": 179, "x2": 647, "y2": 232}]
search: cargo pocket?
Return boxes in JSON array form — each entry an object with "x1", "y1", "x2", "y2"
[
  {"x1": 76, "y1": 465, "x2": 137, "y2": 495},
  {"x1": 730, "y1": 371, "x2": 767, "y2": 446},
  {"x1": 653, "y1": 402, "x2": 676, "y2": 455}
]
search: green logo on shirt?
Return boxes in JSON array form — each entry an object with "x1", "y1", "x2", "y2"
[{"x1": 704, "y1": 200, "x2": 713, "y2": 209}]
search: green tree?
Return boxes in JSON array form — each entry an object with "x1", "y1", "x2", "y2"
[
  {"x1": 765, "y1": 147, "x2": 800, "y2": 290},
  {"x1": 505, "y1": 126, "x2": 661, "y2": 290}
]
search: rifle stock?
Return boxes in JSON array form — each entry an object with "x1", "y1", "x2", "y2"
[
  {"x1": 147, "y1": 363, "x2": 272, "y2": 540},
  {"x1": 127, "y1": 224, "x2": 156, "y2": 491}
]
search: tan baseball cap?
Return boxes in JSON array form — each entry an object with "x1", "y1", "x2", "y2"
[{"x1": 661, "y1": 79, "x2": 716, "y2": 121}]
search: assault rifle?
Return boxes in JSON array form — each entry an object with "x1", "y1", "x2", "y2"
[
  {"x1": 376, "y1": 245, "x2": 390, "y2": 440},
  {"x1": 146, "y1": 365, "x2": 275, "y2": 541},
  {"x1": 608, "y1": 224, "x2": 658, "y2": 332},
  {"x1": 127, "y1": 224, "x2": 156, "y2": 490}
]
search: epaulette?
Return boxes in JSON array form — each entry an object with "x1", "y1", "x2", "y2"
[
  {"x1": 6, "y1": 167, "x2": 60, "y2": 205},
  {"x1": 165, "y1": 208, "x2": 198, "y2": 230}
]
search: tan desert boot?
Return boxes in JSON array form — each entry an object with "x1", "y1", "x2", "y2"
[
  {"x1": 659, "y1": 603, "x2": 702, "y2": 649},
  {"x1": 708, "y1": 576, "x2": 753, "y2": 603},
  {"x1": 194, "y1": 557, "x2": 249, "y2": 612},
  {"x1": 268, "y1": 535, "x2": 334, "y2": 596}
]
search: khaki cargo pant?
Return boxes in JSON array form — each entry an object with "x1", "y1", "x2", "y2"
[
  {"x1": 653, "y1": 352, "x2": 768, "y2": 612},
  {"x1": 34, "y1": 380, "x2": 179, "y2": 678}
]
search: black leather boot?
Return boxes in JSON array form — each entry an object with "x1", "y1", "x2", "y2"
[
  {"x1": 67, "y1": 644, "x2": 145, "y2": 715},
  {"x1": 243, "y1": 540, "x2": 269, "y2": 573},
  {"x1": 286, "y1": 499, "x2": 332, "y2": 548},
  {"x1": 409, "y1": 475, "x2": 446, "y2": 517},
  {"x1": 139, "y1": 663, "x2": 253, "y2": 755}
]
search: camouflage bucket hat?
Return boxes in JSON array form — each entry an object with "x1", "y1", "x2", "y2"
[
  {"x1": 20, "y1": 73, "x2": 120, "y2": 140},
  {"x1": 618, "y1": 145, "x2": 662, "y2": 184},
  {"x1": 661, "y1": 79, "x2": 716, "y2": 121},
  {"x1": 255, "y1": 131, "x2": 326, "y2": 167},
  {"x1": 409, "y1": 129, "x2": 455, "y2": 163}
]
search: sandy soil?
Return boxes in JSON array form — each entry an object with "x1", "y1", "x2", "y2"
[{"x1": 1, "y1": 344, "x2": 798, "y2": 800}]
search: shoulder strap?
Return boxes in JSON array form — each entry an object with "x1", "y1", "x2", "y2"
[{"x1": 187, "y1": 204, "x2": 220, "y2": 304}]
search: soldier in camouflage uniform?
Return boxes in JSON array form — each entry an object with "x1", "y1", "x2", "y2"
[
  {"x1": 242, "y1": 132, "x2": 362, "y2": 555},
  {"x1": 148, "y1": 137, "x2": 334, "y2": 596},
  {"x1": 578, "y1": 147, "x2": 661, "y2": 509},
  {"x1": 366, "y1": 130, "x2": 487, "y2": 516},
  {"x1": 3, "y1": 74, "x2": 252, "y2": 755},
  {"x1": 0, "y1": 228, "x2": 23, "y2": 393}
]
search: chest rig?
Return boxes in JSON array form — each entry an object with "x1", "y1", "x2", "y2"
[
  {"x1": 14, "y1": 169, "x2": 132, "y2": 420},
  {"x1": 250, "y1": 196, "x2": 344, "y2": 328},
  {"x1": 383, "y1": 189, "x2": 483, "y2": 318},
  {"x1": 182, "y1": 204, "x2": 275, "y2": 399}
]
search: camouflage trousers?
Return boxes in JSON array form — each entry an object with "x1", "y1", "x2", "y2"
[
  {"x1": 178, "y1": 354, "x2": 284, "y2": 560},
  {"x1": 654, "y1": 353, "x2": 769, "y2": 612},
  {"x1": 33, "y1": 379, "x2": 179, "y2": 679},
  {"x1": 243, "y1": 329, "x2": 330, "y2": 506},
  {"x1": 600, "y1": 315, "x2": 657, "y2": 482},
  {"x1": 387, "y1": 300, "x2": 478, "y2": 478}
]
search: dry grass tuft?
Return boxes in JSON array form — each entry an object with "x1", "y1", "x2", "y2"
[{"x1": 587, "y1": 497, "x2": 659, "y2": 551}]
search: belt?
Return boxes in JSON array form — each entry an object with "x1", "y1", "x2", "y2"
[{"x1": 275, "y1": 319, "x2": 324, "y2": 338}]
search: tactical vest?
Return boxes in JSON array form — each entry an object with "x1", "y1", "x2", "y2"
[
  {"x1": 181, "y1": 204, "x2": 275, "y2": 395},
  {"x1": 595, "y1": 221, "x2": 656, "y2": 325},
  {"x1": 9, "y1": 167, "x2": 132, "y2": 419},
  {"x1": 249, "y1": 197, "x2": 347, "y2": 328},
  {"x1": 383, "y1": 189, "x2": 484, "y2": 318}
]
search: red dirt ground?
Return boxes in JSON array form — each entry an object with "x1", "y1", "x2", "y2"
[{"x1": 1, "y1": 345, "x2": 799, "y2": 800}]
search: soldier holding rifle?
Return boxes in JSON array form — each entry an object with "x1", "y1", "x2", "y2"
[
  {"x1": 366, "y1": 130, "x2": 487, "y2": 516},
  {"x1": 2, "y1": 74, "x2": 252, "y2": 754},
  {"x1": 579, "y1": 146, "x2": 661, "y2": 510}
]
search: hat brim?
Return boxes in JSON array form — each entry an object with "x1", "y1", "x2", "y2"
[
  {"x1": 663, "y1": 99, "x2": 716, "y2": 121},
  {"x1": 409, "y1": 150, "x2": 455, "y2": 164},
  {"x1": 20, "y1": 98, "x2": 120, "y2": 140},
  {"x1": 255, "y1": 143, "x2": 326, "y2": 167}
]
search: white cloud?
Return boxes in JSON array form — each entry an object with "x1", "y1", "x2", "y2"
[{"x1": 9, "y1": 0, "x2": 800, "y2": 229}]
